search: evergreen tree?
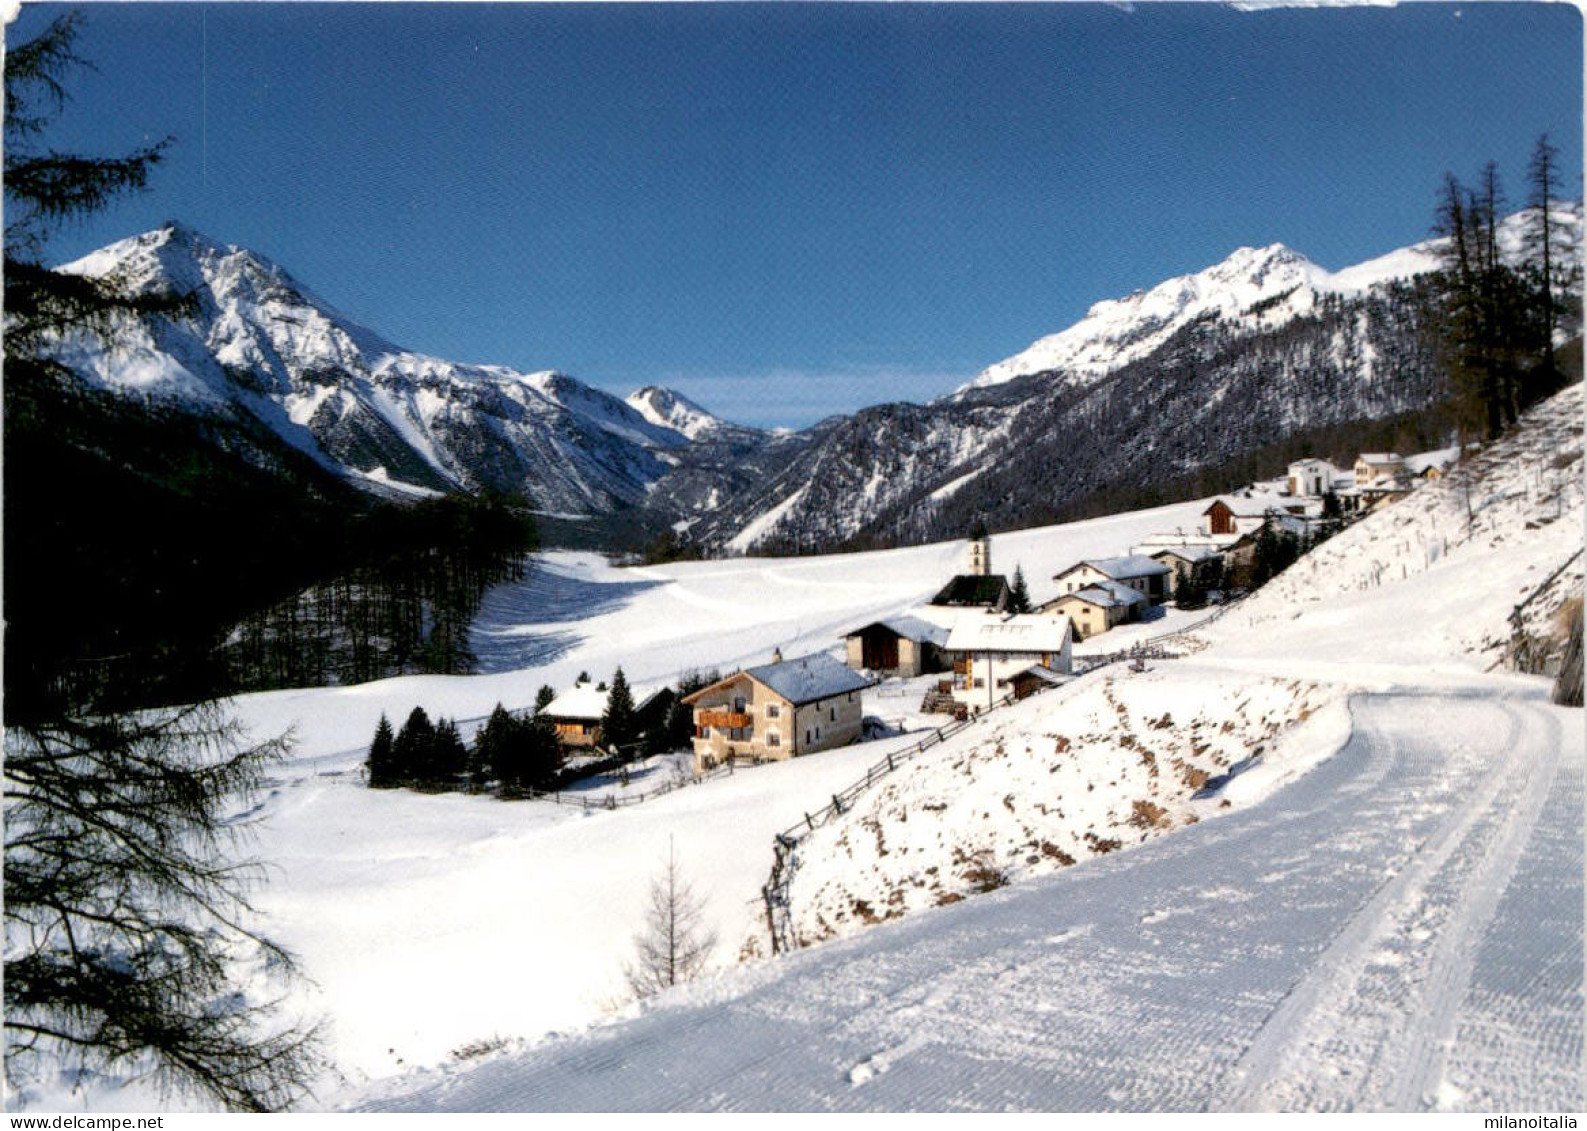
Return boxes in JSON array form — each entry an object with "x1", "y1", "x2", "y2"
[
  {"x1": 1522, "y1": 133, "x2": 1581, "y2": 405},
  {"x1": 534, "y1": 684, "x2": 556, "y2": 713},
  {"x1": 367, "y1": 712, "x2": 396, "y2": 788},
  {"x1": 603, "y1": 667, "x2": 638, "y2": 753},
  {"x1": 392, "y1": 706, "x2": 436, "y2": 785},
  {"x1": 1009, "y1": 565, "x2": 1031, "y2": 613},
  {"x1": 472, "y1": 703, "x2": 516, "y2": 786},
  {"x1": 3, "y1": 15, "x2": 318, "y2": 1109},
  {"x1": 495, "y1": 713, "x2": 562, "y2": 797},
  {"x1": 428, "y1": 718, "x2": 468, "y2": 790}
]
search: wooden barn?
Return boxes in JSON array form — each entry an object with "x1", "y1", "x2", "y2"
[{"x1": 841, "y1": 615, "x2": 952, "y2": 677}]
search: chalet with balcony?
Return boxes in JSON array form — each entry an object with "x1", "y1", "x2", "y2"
[
  {"x1": 541, "y1": 683, "x2": 608, "y2": 749},
  {"x1": 684, "y1": 651, "x2": 873, "y2": 772}
]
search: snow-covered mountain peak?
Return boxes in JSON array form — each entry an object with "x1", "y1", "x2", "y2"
[
  {"x1": 625, "y1": 385, "x2": 736, "y2": 441},
  {"x1": 966, "y1": 240, "x2": 1328, "y2": 392},
  {"x1": 44, "y1": 224, "x2": 733, "y2": 508},
  {"x1": 966, "y1": 204, "x2": 1583, "y2": 396}
]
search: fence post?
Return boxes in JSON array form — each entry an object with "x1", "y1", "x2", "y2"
[{"x1": 764, "y1": 884, "x2": 780, "y2": 956}]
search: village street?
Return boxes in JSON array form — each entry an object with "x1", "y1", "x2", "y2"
[{"x1": 360, "y1": 683, "x2": 1582, "y2": 1112}]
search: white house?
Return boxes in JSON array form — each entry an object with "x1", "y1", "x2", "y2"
[
  {"x1": 944, "y1": 614, "x2": 1073, "y2": 713},
  {"x1": 1286, "y1": 458, "x2": 1336, "y2": 499}
]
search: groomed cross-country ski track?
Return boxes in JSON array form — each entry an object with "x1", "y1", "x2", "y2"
[{"x1": 364, "y1": 685, "x2": 1582, "y2": 1112}]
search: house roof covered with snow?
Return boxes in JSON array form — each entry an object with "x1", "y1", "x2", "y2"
[
  {"x1": 1357, "y1": 452, "x2": 1404, "y2": 466},
  {"x1": 1404, "y1": 447, "x2": 1459, "y2": 475},
  {"x1": 945, "y1": 614, "x2": 1072, "y2": 654},
  {"x1": 542, "y1": 683, "x2": 609, "y2": 721},
  {"x1": 1056, "y1": 554, "x2": 1172, "y2": 582},
  {"x1": 1013, "y1": 664, "x2": 1068, "y2": 687},
  {"x1": 687, "y1": 652, "x2": 872, "y2": 708},
  {"x1": 1205, "y1": 492, "x2": 1295, "y2": 518},
  {"x1": 1079, "y1": 581, "x2": 1148, "y2": 608},
  {"x1": 744, "y1": 652, "x2": 873, "y2": 706},
  {"x1": 840, "y1": 614, "x2": 951, "y2": 648},
  {"x1": 1150, "y1": 545, "x2": 1224, "y2": 565}
]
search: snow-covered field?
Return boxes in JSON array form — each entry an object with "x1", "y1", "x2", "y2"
[
  {"x1": 29, "y1": 388, "x2": 1582, "y2": 1112},
  {"x1": 170, "y1": 494, "x2": 1209, "y2": 1099}
]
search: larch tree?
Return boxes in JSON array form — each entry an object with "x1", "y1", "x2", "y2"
[
  {"x1": 2, "y1": 13, "x2": 320, "y2": 1110},
  {"x1": 624, "y1": 838, "x2": 717, "y2": 997}
]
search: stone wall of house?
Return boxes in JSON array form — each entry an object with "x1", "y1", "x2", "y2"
[{"x1": 793, "y1": 690, "x2": 863, "y2": 755}]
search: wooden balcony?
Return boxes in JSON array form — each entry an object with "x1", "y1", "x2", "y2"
[{"x1": 697, "y1": 710, "x2": 752, "y2": 729}]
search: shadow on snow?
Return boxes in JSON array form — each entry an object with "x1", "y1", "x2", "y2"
[{"x1": 468, "y1": 560, "x2": 667, "y2": 675}]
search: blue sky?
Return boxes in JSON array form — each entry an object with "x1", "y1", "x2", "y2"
[{"x1": 14, "y1": 2, "x2": 1582, "y2": 428}]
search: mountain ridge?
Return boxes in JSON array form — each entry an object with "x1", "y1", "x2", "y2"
[{"x1": 41, "y1": 205, "x2": 1581, "y2": 553}]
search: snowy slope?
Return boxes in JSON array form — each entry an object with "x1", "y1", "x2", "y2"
[
  {"x1": 50, "y1": 224, "x2": 726, "y2": 512},
  {"x1": 344, "y1": 382, "x2": 1584, "y2": 1112},
  {"x1": 965, "y1": 204, "x2": 1582, "y2": 392},
  {"x1": 968, "y1": 242, "x2": 1335, "y2": 390},
  {"x1": 359, "y1": 690, "x2": 1580, "y2": 1112}
]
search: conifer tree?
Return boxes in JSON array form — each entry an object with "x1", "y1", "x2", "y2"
[
  {"x1": 367, "y1": 712, "x2": 396, "y2": 788},
  {"x1": 1010, "y1": 565, "x2": 1031, "y2": 614},
  {"x1": 392, "y1": 706, "x2": 436, "y2": 785},
  {"x1": 430, "y1": 718, "x2": 468, "y2": 789},
  {"x1": 3, "y1": 14, "x2": 318, "y2": 1110},
  {"x1": 624, "y1": 838, "x2": 717, "y2": 997},
  {"x1": 603, "y1": 667, "x2": 638, "y2": 753},
  {"x1": 534, "y1": 684, "x2": 556, "y2": 713}
]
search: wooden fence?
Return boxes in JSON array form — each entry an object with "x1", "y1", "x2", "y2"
[
  {"x1": 758, "y1": 595, "x2": 1246, "y2": 954},
  {"x1": 759, "y1": 694, "x2": 1014, "y2": 954}
]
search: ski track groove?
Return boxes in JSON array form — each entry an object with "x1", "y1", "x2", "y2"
[
  {"x1": 359, "y1": 692, "x2": 1582, "y2": 1112},
  {"x1": 1214, "y1": 696, "x2": 1527, "y2": 1110}
]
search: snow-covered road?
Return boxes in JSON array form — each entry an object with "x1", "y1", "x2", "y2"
[{"x1": 362, "y1": 689, "x2": 1582, "y2": 1112}]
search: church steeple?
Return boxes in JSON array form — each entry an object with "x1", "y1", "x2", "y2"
[{"x1": 967, "y1": 520, "x2": 991, "y2": 577}]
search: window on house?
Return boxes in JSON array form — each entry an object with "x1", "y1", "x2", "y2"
[
  {"x1": 973, "y1": 678, "x2": 985, "y2": 689},
  {"x1": 805, "y1": 729, "x2": 812, "y2": 745},
  {"x1": 766, "y1": 703, "x2": 780, "y2": 718},
  {"x1": 768, "y1": 731, "x2": 780, "y2": 747},
  {"x1": 734, "y1": 696, "x2": 746, "y2": 713},
  {"x1": 815, "y1": 725, "x2": 821, "y2": 741},
  {"x1": 829, "y1": 706, "x2": 836, "y2": 721}
]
